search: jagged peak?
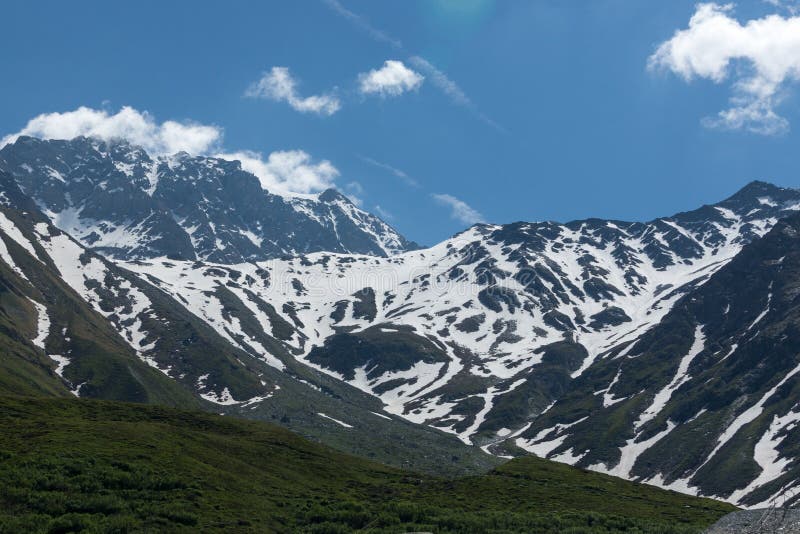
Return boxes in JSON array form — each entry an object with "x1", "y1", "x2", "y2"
[
  {"x1": 317, "y1": 188, "x2": 351, "y2": 204},
  {"x1": 724, "y1": 180, "x2": 791, "y2": 202},
  {"x1": 0, "y1": 136, "x2": 418, "y2": 261}
]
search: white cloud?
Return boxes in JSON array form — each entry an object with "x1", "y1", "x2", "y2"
[
  {"x1": 245, "y1": 67, "x2": 341, "y2": 116},
  {"x1": 0, "y1": 106, "x2": 222, "y2": 154},
  {"x1": 649, "y1": 3, "x2": 800, "y2": 135},
  {"x1": 432, "y1": 193, "x2": 485, "y2": 225},
  {"x1": 215, "y1": 149, "x2": 339, "y2": 196},
  {"x1": 358, "y1": 60, "x2": 424, "y2": 97},
  {"x1": 358, "y1": 155, "x2": 419, "y2": 187}
]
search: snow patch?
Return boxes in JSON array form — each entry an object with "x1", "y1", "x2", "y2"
[{"x1": 317, "y1": 412, "x2": 353, "y2": 428}]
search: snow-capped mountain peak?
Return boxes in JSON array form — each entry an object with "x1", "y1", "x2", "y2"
[{"x1": 0, "y1": 136, "x2": 418, "y2": 262}]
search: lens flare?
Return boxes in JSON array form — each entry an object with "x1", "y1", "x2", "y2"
[{"x1": 421, "y1": 0, "x2": 495, "y2": 35}]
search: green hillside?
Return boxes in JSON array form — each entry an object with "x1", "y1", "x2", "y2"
[{"x1": 0, "y1": 396, "x2": 734, "y2": 533}]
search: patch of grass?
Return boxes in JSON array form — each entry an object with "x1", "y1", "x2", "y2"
[{"x1": 0, "y1": 396, "x2": 735, "y2": 533}]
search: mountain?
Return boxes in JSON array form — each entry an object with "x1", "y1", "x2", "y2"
[
  {"x1": 0, "y1": 135, "x2": 799, "y2": 507},
  {"x1": 0, "y1": 169, "x2": 494, "y2": 476},
  {"x1": 112, "y1": 178, "x2": 800, "y2": 505},
  {"x1": 116, "y1": 181, "x2": 799, "y2": 432},
  {"x1": 0, "y1": 395, "x2": 734, "y2": 533},
  {"x1": 0, "y1": 136, "x2": 417, "y2": 262},
  {"x1": 512, "y1": 210, "x2": 800, "y2": 508}
]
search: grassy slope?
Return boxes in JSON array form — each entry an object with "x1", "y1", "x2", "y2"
[{"x1": 0, "y1": 396, "x2": 735, "y2": 534}]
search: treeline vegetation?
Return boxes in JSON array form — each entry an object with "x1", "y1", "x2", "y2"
[{"x1": 0, "y1": 396, "x2": 734, "y2": 533}]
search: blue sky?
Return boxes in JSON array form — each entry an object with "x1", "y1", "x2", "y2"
[{"x1": 2, "y1": 0, "x2": 800, "y2": 245}]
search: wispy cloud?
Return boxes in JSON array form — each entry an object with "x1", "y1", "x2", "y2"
[
  {"x1": 245, "y1": 67, "x2": 341, "y2": 116},
  {"x1": 321, "y1": 0, "x2": 402, "y2": 49},
  {"x1": 358, "y1": 155, "x2": 419, "y2": 188},
  {"x1": 358, "y1": 60, "x2": 424, "y2": 97},
  {"x1": 408, "y1": 56, "x2": 504, "y2": 132},
  {"x1": 763, "y1": 0, "x2": 800, "y2": 15},
  {"x1": 343, "y1": 181, "x2": 364, "y2": 205},
  {"x1": 374, "y1": 204, "x2": 394, "y2": 220},
  {"x1": 432, "y1": 193, "x2": 485, "y2": 225},
  {"x1": 649, "y1": 2, "x2": 800, "y2": 135},
  {"x1": 408, "y1": 56, "x2": 471, "y2": 107}
]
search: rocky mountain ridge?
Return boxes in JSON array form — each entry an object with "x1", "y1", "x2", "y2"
[{"x1": 0, "y1": 136, "x2": 417, "y2": 262}]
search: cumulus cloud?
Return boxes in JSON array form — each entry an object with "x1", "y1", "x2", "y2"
[
  {"x1": 0, "y1": 106, "x2": 222, "y2": 154},
  {"x1": 649, "y1": 3, "x2": 800, "y2": 135},
  {"x1": 215, "y1": 149, "x2": 339, "y2": 195},
  {"x1": 358, "y1": 60, "x2": 424, "y2": 97},
  {"x1": 245, "y1": 67, "x2": 341, "y2": 116},
  {"x1": 432, "y1": 193, "x2": 485, "y2": 225}
]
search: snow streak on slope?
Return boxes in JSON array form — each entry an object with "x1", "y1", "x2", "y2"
[
  {"x1": 119, "y1": 260, "x2": 286, "y2": 371},
  {"x1": 586, "y1": 326, "x2": 704, "y2": 478},
  {"x1": 317, "y1": 412, "x2": 354, "y2": 429},
  {"x1": 730, "y1": 407, "x2": 800, "y2": 506},
  {"x1": 702, "y1": 361, "x2": 800, "y2": 474},
  {"x1": 27, "y1": 296, "x2": 78, "y2": 395},
  {"x1": 196, "y1": 375, "x2": 240, "y2": 406},
  {"x1": 23, "y1": 222, "x2": 275, "y2": 404},
  {"x1": 0, "y1": 235, "x2": 27, "y2": 280},
  {"x1": 517, "y1": 417, "x2": 589, "y2": 458},
  {"x1": 0, "y1": 211, "x2": 43, "y2": 263},
  {"x1": 592, "y1": 422, "x2": 678, "y2": 480},
  {"x1": 32, "y1": 225, "x2": 160, "y2": 361},
  {"x1": 634, "y1": 325, "x2": 706, "y2": 431},
  {"x1": 28, "y1": 297, "x2": 50, "y2": 351}
]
